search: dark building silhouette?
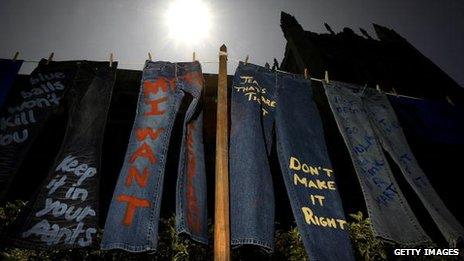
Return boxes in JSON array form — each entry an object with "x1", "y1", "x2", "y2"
[{"x1": 280, "y1": 12, "x2": 464, "y2": 105}]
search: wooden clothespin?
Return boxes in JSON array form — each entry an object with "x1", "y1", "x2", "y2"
[
  {"x1": 109, "y1": 53, "x2": 114, "y2": 67},
  {"x1": 446, "y1": 96, "x2": 455, "y2": 106},
  {"x1": 304, "y1": 68, "x2": 308, "y2": 79},
  {"x1": 148, "y1": 52, "x2": 152, "y2": 61},
  {"x1": 244, "y1": 55, "x2": 249, "y2": 65},
  {"x1": 46, "y1": 52, "x2": 54, "y2": 65},
  {"x1": 324, "y1": 70, "x2": 329, "y2": 83},
  {"x1": 193, "y1": 52, "x2": 196, "y2": 61},
  {"x1": 376, "y1": 84, "x2": 381, "y2": 92},
  {"x1": 13, "y1": 51, "x2": 19, "y2": 60}
]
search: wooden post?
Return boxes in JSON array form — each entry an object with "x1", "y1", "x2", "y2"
[{"x1": 214, "y1": 44, "x2": 230, "y2": 261}]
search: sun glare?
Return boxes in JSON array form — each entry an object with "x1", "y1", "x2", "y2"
[{"x1": 164, "y1": 0, "x2": 212, "y2": 44}]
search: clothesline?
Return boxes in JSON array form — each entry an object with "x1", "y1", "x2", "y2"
[{"x1": 13, "y1": 57, "x2": 424, "y2": 101}]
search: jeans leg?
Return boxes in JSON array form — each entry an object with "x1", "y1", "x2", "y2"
[
  {"x1": 4, "y1": 61, "x2": 116, "y2": 249},
  {"x1": 175, "y1": 65, "x2": 208, "y2": 244},
  {"x1": 365, "y1": 91, "x2": 464, "y2": 247},
  {"x1": 324, "y1": 81, "x2": 431, "y2": 246},
  {"x1": 229, "y1": 63, "x2": 276, "y2": 251},
  {"x1": 275, "y1": 76, "x2": 354, "y2": 261}
]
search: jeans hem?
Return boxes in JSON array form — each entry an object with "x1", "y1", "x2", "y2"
[
  {"x1": 100, "y1": 242, "x2": 156, "y2": 252},
  {"x1": 177, "y1": 228, "x2": 209, "y2": 244},
  {"x1": 231, "y1": 238, "x2": 274, "y2": 252}
]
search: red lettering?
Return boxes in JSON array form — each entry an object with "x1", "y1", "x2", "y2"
[
  {"x1": 186, "y1": 124, "x2": 200, "y2": 234},
  {"x1": 144, "y1": 97, "x2": 168, "y2": 116},
  {"x1": 183, "y1": 72, "x2": 203, "y2": 87},
  {"x1": 125, "y1": 166, "x2": 150, "y2": 188},
  {"x1": 117, "y1": 194, "x2": 150, "y2": 226},
  {"x1": 143, "y1": 78, "x2": 175, "y2": 97},
  {"x1": 144, "y1": 79, "x2": 167, "y2": 96},
  {"x1": 130, "y1": 142, "x2": 156, "y2": 164},
  {"x1": 136, "y1": 128, "x2": 164, "y2": 141}
]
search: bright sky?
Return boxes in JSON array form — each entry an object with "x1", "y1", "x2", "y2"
[{"x1": 0, "y1": 0, "x2": 463, "y2": 86}]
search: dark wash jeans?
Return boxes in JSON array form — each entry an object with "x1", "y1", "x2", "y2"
[
  {"x1": 0, "y1": 59, "x2": 78, "y2": 202},
  {"x1": 389, "y1": 96, "x2": 464, "y2": 145},
  {"x1": 230, "y1": 62, "x2": 354, "y2": 261},
  {"x1": 2, "y1": 61, "x2": 117, "y2": 249},
  {"x1": 0, "y1": 59, "x2": 23, "y2": 110},
  {"x1": 101, "y1": 61, "x2": 207, "y2": 252},
  {"x1": 325, "y1": 81, "x2": 464, "y2": 246}
]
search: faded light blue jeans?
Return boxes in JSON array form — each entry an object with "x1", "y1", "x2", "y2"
[
  {"x1": 324, "y1": 81, "x2": 464, "y2": 247},
  {"x1": 230, "y1": 62, "x2": 354, "y2": 261},
  {"x1": 101, "y1": 61, "x2": 207, "y2": 252}
]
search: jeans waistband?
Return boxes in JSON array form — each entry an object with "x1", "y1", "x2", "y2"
[
  {"x1": 238, "y1": 61, "x2": 307, "y2": 81},
  {"x1": 144, "y1": 61, "x2": 202, "y2": 76},
  {"x1": 326, "y1": 80, "x2": 381, "y2": 98}
]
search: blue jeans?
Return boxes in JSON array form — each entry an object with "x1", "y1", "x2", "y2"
[
  {"x1": 0, "y1": 59, "x2": 23, "y2": 110},
  {"x1": 325, "y1": 81, "x2": 464, "y2": 246},
  {"x1": 389, "y1": 96, "x2": 464, "y2": 145},
  {"x1": 230, "y1": 62, "x2": 354, "y2": 261},
  {"x1": 2, "y1": 61, "x2": 116, "y2": 249},
  {"x1": 101, "y1": 61, "x2": 208, "y2": 252}
]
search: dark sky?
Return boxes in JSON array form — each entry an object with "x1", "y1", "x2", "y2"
[{"x1": 0, "y1": 0, "x2": 463, "y2": 86}]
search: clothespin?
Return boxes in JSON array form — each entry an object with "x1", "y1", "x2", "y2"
[
  {"x1": 13, "y1": 51, "x2": 19, "y2": 60},
  {"x1": 193, "y1": 52, "x2": 196, "y2": 61},
  {"x1": 391, "y1": 87, "x2": 398, "y2": 96},
  {"x1": 148, "y1": 52, "x2": 152, "y2": 61},
  {"x1": 324, "y1": 70, "x2": 329, "y2": 83},
  {"x1": 376, "y1": 84, "x2": 381, "y2": 92},
  {"x1": 446, "y1": 96, "x2": 455, "y2": 106},
  {"x1": 109, "y1": 53, "x2": 114, "y2": 67},
  {"x1": 244, "y1": 55, "x2": 249, "y2": 65},
  {"x1": 304, "y1": 68, "x2": 308, "y2": 79},
  {"x1": 46, "y1": 52, "x2": 54, "y2": 65}
]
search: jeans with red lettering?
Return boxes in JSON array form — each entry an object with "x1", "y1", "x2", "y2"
[
  {"x1": 230, "y1": 62, "x2": 354, "y2": 260},
  {"x1": 2, "y1": 61, "x2": 117, "y2": 249},
  {"x1": 325, "y1": 81, "x2": 464, "y2": 247},
  {"x1": 0, "y1": 59, "x2": 77, "y2": 202},
  {"x1": 101, "y1": 61, "x2": 207, "y2": 252}
]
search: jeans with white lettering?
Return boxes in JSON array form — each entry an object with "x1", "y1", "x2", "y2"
[
  {"x1": 0, "y1": 59, "x2": 23, "y2": 110},
  {"x1": 0, "y1": 59, "x2": 77, "y2": 202},
  {"x1": 230, "y1": 62, "x2": 354, "y2": 260},
  {"x1": 324, "y1": 81, "x2": 438, "y2": 246},
  {"x1": 101, "y1": 61, "x2": 207, "y2": 252},
  {"x1": 2, "y1": 61, "x2": 117, "y2": 249}
]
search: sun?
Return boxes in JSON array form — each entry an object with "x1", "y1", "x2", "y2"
[{"x1": 164, "y1": 0, "x2": 213, "y2": 44}]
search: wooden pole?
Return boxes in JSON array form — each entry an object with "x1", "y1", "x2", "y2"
[{"x1": 214, "y1": 44, "x2": 230, "y2": 261}]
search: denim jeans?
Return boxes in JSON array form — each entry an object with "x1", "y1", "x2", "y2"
[
  {"x1": 0, "y1": 59, "x2": 78, "y2": 202},
  {"x1": 389, "y1": 96, "x2": 464, "y2": 145},
  {"x1": 2, "y1": 61, "x2": 117, "y2": 249},
  {"x1": 325, "y1": 81, "x2": 464, "y2": 246},
  {"x1": 101, "y1": 61, "x2": 207, "y2": 252},
  {"x1": 0, "y1": 59, "x2": 23, "y2": 110},
  {"x1": 230, "y1": 62, "x2": 354, "y2": 261}
]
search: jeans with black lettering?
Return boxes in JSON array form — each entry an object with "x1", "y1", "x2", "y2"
[
  {"x1": 324, "y1": 81, "x2": 433, "y2": 246},
  {"x1": 230, "y1": 62, "x2": 354, "y2": 260},
  {"x1": 2, "y1": 61, "x2": 117, "y2": 249},
  {"x1": 101, "y1": 61, "x2": 207, "y2": 252},
  {"x1": 0, "y1": 59, "x2": 23, "y2": 110},
  {"x1": 0, "y1": 59, "x2": 77, "y2": 202}
]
